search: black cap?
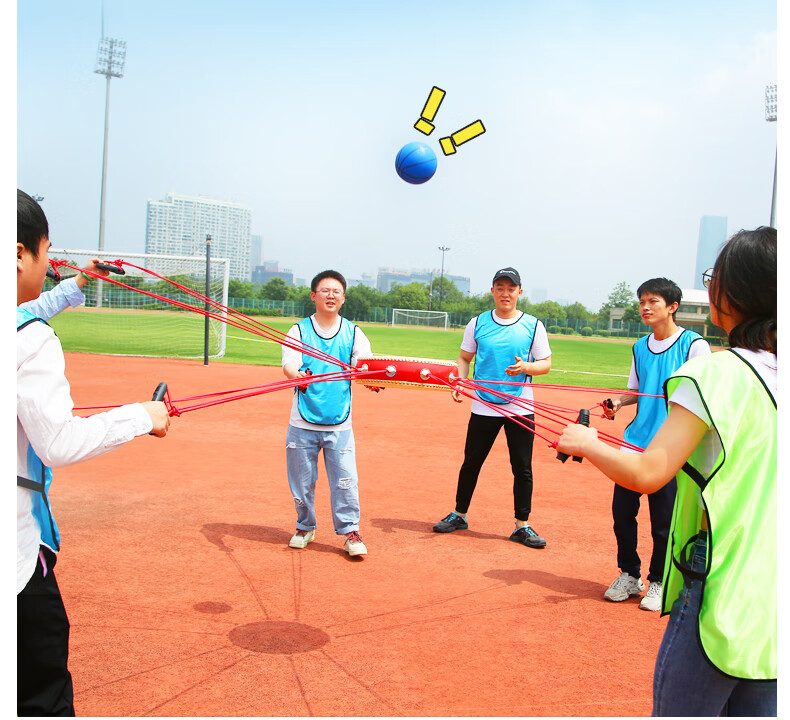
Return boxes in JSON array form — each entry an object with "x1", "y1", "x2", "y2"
[{"x1": 492, "y1": 267, "x2": 521, "y2": 286}]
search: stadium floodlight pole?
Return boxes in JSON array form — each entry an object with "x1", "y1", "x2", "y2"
[
  {"x1": 204, "y1": 234, "x2": 211, "y2": 366},
  {"x1": 94, "y1": 36, "x2": 126, "y2": 308},
  {"x1": 438, "y1": 246, "x2": 450, "y2": 310},
  {"x1": 765, "y1": 84, "x2": 777, "y2": 228}
]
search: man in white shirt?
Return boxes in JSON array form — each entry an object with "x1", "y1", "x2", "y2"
[
  {"x1": 603, "y1": 278, "x2": 711, "y2": 611},
  {"x1": 282, "y1": 270, "x2": 373, "y2": 557},
  {"x1": 17, "y1": 190, "x2": 171, "y2": 716},
  {"x1": 433, "y1": 267, "x2": 553, "y2": 548}
]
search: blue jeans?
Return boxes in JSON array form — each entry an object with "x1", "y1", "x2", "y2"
[
  {"x1": 286, "y1": 425, "x2": 360, "y2": 535},
  {"x1": 652, "y1": 535, "x2": 777, "y2": 716}
]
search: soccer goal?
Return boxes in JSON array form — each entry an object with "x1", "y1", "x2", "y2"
[
  {"x1": 391, "y1": 308, "x2": 449, "y2": 330},
  {"x1": 46, "y1": 248, "x2": 230, "y2": 359}
]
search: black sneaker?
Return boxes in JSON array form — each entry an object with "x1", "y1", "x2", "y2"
[
  {"x1": 509, "y1": 525, "x2": 546, "y2": 548},
  {"x1": 433, "y1": 512, "x2": 468, "y2": 533}
]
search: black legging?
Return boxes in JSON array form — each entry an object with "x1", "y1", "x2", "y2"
[{"x1": 455, "y1": 413, "x2": 536, "y2": 521}]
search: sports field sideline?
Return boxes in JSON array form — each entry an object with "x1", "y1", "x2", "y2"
[{"x1": 49, "y1": 309, "x2": 635, "y2": 389}]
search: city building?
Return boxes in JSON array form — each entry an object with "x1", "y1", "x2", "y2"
[
  {"x1": 252, "y1": 261, "x2": 294, "y2": 286},
  {"x1": 531, "y1": 287, "x2": 548, "y2": 303},
  {"x1": 695, "y1": 216, "x2": 727, "y2": 290},
  {"x1": 376, "y1": 267, "x2": 471, "y2": 295},
  {"x1": 250, "y1": 234, "x2": 263, "y2": 278},
  {"x1": 145, "y1": 192, "x2": 251, "y2": 280}
]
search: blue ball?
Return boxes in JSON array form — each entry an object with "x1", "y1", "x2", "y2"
[{"x1": 395, "y1": 142, "x2": 437, "y2": 184}]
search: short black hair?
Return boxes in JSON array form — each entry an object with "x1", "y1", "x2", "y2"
[
  {"x1": 311, "y1": 270, "x2": 347, "y2": 293},
  {"x1": 636, "y1": 277, "x2": 682, "y2": 317},
  {"x1": 17, "y1": 189, "x2": 49, "y2": 258},
  {"x1": 710, "y1": 227, "x2": 776, "y2": 354}
]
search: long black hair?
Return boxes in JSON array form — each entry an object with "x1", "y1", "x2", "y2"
[{"x1": 710, "y1": 226, "x2": 776, "y2": 355}]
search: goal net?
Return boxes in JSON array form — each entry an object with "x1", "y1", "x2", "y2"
[
  {"x1": 45, "y1": 249, "x2": 230, "y2": 359},
  {"x1": 391, "y1": 308, "x2": 449, "y2": 330}
]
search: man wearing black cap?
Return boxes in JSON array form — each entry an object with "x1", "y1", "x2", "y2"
[{"x1": 433, "y1": 267, "x2": 552, "y2": 547}]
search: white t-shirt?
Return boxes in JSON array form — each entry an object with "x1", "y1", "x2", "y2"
[
  {"x1": 626, "y1": 327, "x2": 711, "y2": 391},
  {"x1": 667, "y1": 348, "x2": 776, "y2": 477},
  {"x1": 460, "y1": 312, "x2": 551, "y2": 417},
  {"x1": 281, "y1": 315, "x2": 372, "y2": 431},
  {"x1": 17, "y1": 319, "x2": 153, "y2": 593}
]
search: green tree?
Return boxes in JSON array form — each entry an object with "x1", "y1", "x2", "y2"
[
  {"x1": 622, "y1": 301, "x2": 641, "y2": 324},
  {"x1": 259, "y1": 277, "x2": 289, "y2": 301},
  {"x1": 228, "y1": 279, "x2": 258, "y2": 299},
  {"x1": 343, "y1": 284, "x2": 384, "y2": 319},
  {"x1": 430, "y1": 277, "x2": 464, "y2": 309},
  {"x1": 531, "y1": 300, "x2": 566, "y2": 321},
  {"x1": 564, "y1": 301, "x2": 591, "y2": 324},
  {"x1": 388, "y1": 281, "x2": 429, "y2": 310},
  {"x1": 286, "y1": 285, "x2": 312, "y2": 305},
  {"x1": 608, "y1": 281, "x2": 635, "y2": 307}
]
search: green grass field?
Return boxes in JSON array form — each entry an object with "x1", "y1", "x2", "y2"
[{"x1": 49, "y1": 310, "x2": 633, "y2": 390}]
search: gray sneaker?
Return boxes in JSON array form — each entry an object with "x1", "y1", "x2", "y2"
[
  {"x1": 604, "y1": 572, "x2": 645, "y2": 602},
  {"x1": 640, "y1": 581, "x2": 663, "y2": 611},
  {"x1": 433, "y1": 512, "x2": 468, "y2": 533}
]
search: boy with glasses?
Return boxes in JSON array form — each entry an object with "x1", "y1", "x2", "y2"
[{"x1": 282, "y1": 270, "x2": 372, "y2": 556}]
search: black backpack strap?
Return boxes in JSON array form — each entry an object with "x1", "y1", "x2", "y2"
[{"x1": 17, "y1": 475, "x2": 43, "y2": 492}]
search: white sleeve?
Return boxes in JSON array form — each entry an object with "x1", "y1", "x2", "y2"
[
  {"x1": 281, "y1": 324, "x2": 303, "y2": 368},
  {"x1": 667, "y1": 377, "x2": 712, "y2": 426},
  {"x1": 460, "y1": 317, "x2": 478, "y2": 354},
  {"x1": 529, "y1": 321, "x2": 551, "y2": 361},
  {"x1": 688, "y1": 338, "x2": 712, "y2": 359},
  {"x1": 351, "y1": 327, "x2": 372, "y2": 365},
  {"x1": 19, "y1": 278, "x2": 85, "y2": 321},
  {"x1": 17, "y1": 324, "x2": 153, "y2": 470},
  {"x1": 627, "y1": 358, "x2": 639, "y2": 391}
]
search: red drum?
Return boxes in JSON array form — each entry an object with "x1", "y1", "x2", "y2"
[{"x1": 354, "y1": 354, "x2": 459, "y2": 391}]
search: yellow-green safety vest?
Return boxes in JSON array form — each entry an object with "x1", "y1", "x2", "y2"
[{"x1": 663, "y1": 350, "x2": 776, "y2": 680}]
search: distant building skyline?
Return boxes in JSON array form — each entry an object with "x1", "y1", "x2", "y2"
[
  {"x1": 695, "y1": 215, "x2": 728, "y2": 290},
  {"x1": 145, "y1": 192, "x2": 251, "y2": 281}
]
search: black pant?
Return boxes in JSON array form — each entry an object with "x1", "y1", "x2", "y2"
[
  {"x1": 455, "y1": 413, "x2": 536, "y2": 521},
  {"x1": 612, "y1": 478, "x2": 677, "y2": 582},
  {"x1": 18, "y1": 546, "x2": 75, "y2": 717}
]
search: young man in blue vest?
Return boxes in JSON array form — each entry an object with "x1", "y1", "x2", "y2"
[
  {"x1": 433, "y1": 267, "x2": 552, "y2": 547},
  {"x1": 17, "y1": 190, "x2": 171, "y2": 716},
  {"x1": 603, "y1": 278, "x2": 710, "y2": 610},
  {"x1": 282, "y1": 270, "x2": 373, "y2": 556}
]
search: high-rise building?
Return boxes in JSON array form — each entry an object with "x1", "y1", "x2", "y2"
[
  {"x1": 145, "y1": 193, "x2": 251, "y2": 280},
  {"x1": 250, "y1": 234, "x2": 263, "y2": 277},
  {"x1": 695, "y1": 216, "x2": 727, "y2": 290}
]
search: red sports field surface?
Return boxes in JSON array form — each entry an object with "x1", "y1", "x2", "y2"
[{"x1": 54, "y1": 353, "x2": 665, "y2": 717}]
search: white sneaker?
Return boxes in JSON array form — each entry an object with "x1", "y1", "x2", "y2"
[
  {"x1": 640, "y1": 581, "x2": 663, "y2": 611},
  {"x1": 289, "y1": 529, "x2": 315, "y2": 549},
  {"x1": 344, "y1": 531, "x2": 367, "y2": 556},
  {"x1": 604, "y1": 572, "x2": 645, "y2": 602}
]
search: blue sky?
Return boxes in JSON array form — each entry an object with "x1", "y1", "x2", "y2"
[{"x1": 16, "y1": 1, "x2": 778, "y2": 309}]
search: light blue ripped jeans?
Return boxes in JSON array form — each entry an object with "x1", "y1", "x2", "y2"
[{"x1": 286, "y1": 425, "x2": 360, "y2": 535}]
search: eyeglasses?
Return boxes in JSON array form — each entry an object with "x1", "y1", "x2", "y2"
[
  {"x1": 702, "y1": 269, "x2": 714, "y2": 288},
  {"x1": 315, "y1": 288, "x2": 344, "y2": 297}
]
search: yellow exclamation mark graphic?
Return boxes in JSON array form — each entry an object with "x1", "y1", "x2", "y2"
[
  {"x1": 414, "y1": 86, "x2": 446, "y2": 136},
  {"x1": 439, "y1": 119, "x2": 486, "y2": 156}
]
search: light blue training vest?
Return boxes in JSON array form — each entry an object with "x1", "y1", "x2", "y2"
[
  {"x1": 624, "y1": 329, "x2": 704, "y2": 450},
  {"x1": 472, "y1": 311, "x2": 538, "y2": 405},
  {"x1": 295, "y1": 316, "x2": 357, "y2": 425},
  {"x1": 17, "y1": 306, "x2": 60, "y2": 552}
]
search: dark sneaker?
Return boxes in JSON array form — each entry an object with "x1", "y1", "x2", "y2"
[
  {"x1": 433, "y1": 512, "x2": 468, "y2": 533},
  {"x1": 509, "y1": 525, "x2": 546, "y2": 548}
]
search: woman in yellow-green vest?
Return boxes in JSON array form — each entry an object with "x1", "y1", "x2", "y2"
[{"x1": 557, "y1": 227, "x2": 776, "y2": 716}]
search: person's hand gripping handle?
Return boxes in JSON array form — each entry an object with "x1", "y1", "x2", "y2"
[{"x1": 557, "y1": 409, "x2": 590, "y2": 463}]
